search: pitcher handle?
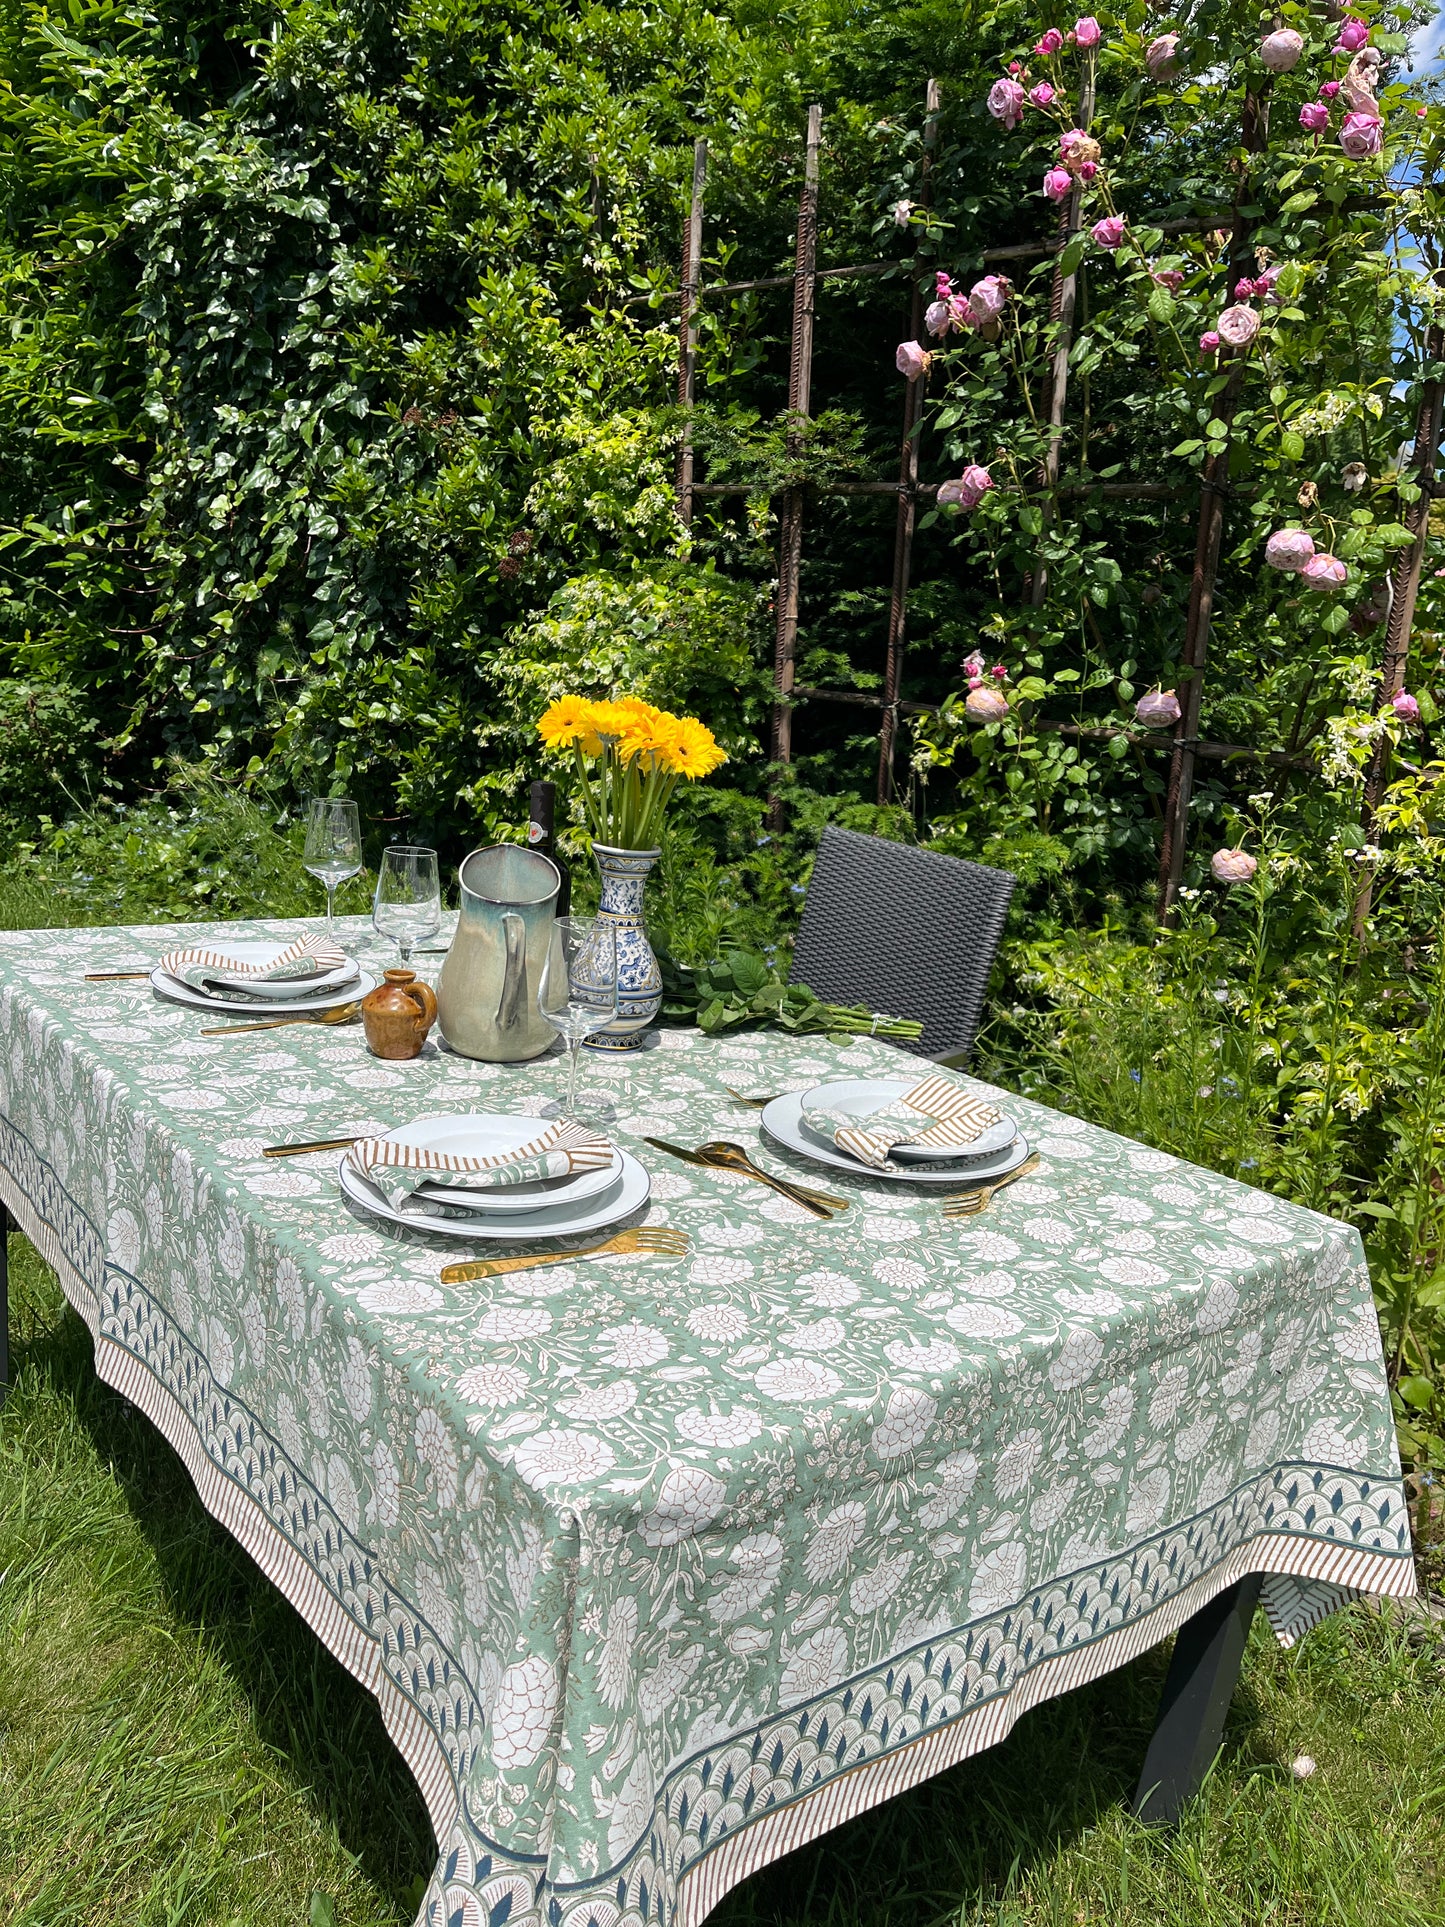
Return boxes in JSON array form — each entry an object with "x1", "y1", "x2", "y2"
[{"x1": 496, "y1": 912, "x2": 528, "y2": 1034}]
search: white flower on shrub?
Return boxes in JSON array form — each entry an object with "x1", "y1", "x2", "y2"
[
  {"x1": 1050, "y1": 1327, "x2": 1105, "y2": 1391},
  {"x1": 1083, "y1": 1386, "x2": 1135, "y2": 1459},
  {"x1": 1125, "y1": 1467, "x2": 1172, "y2": 1534},
  {"x1": 872, "y1": 1385, "x2": 936, "y2": 1461},
  {"x1": 512, "y1": 1427, "x2": 615, "y2": 1487},
  {"x1": 785, "y1": 1316, "x2": 846, "y2": 1354},
  {"x1": 968, "y1": 1541, "x2": 1027, "y2": 1616},
  {"x1": 675, "y1": 1404, "x2": 761, "y2": 1447},
  {"x1": 476, "y1": 1303, "x2": 552, "y2": 1342},
  {"x1": 557, "y1": 1379, "x2": 635, "y2": 1422},
  {"x1": 358, "y1": 1278, "x2": 442, "y2": 1313},
  {"x1": 872, "y1": 1255, "x2": 927, "y2": 1294},
  {"x1": 686, "y1": 1302, "x2": 748, "y2": 1341},
  {"x1": 640, "y1": 1465, "x2": 728, "y2": 1547},
  {"x1": 849, "y1": 1549, "x2": 912, "y2": 1614},
  {"x1": 884, "y1": 1336, "x2": 960, "y2": 1375},
  {"x1": 459, "y1": 1360, "x2": 532, "y2": 1409},
  {"x1": 689, "y1": 1255, "x2": 755, "y2": 1289},
  {"x1": 327, "y1": 1453, "x2": 361, "y2": 1535},
  {"x1": 491, "y1": 1654, "x2": 559, "y2": 1772},
  {"x1": 709, "y1": 1531, "x2": 785, "y2": 1622},
  {"x1": 415, "y1": 1408, "x2": 459, "y2": 1506},
  {"x1": 919, "y1": 1448, "x2": 981, "y2": 1529},
  {"x1": 802, "y1": 1269, "x2": 860, "y2": 1308},
  {"x1": 596, "y1": 1597, "x2": 638, "y2": 1707},
  {"x1": 993, "y1": 1427, "x2": 1044, "y2": 1497},
  {"x1": 946, "y1": 1301, "x2": 1024, "y2": 1339},
  {"x1": 1195, "y1": 1279, "x2": 1240, "y2": 1334},
  {"x1": 598, "y1": 1319, "x2": 668, "y2": 1370},
  {"x1": 804, "y1": 1502, "x2": 867, "y2": 1583},
  {"x1": 638, "y1": 1643, "x2": 704, "y2": 1722},
  {"x1": 754, "y1": 1356, "x2": 843, "y2": 1402},
  {"x1": 781, "y1": 1625, "x2": 849, "y2": 1702}
]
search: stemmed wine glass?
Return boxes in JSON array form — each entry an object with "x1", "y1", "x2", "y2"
[
  {"x1": 539, "y1": 917, "x2": 619, "y2": 1124},
  {"x1": 303, "y1": 797, "x2": 363, "y2": 936},
  {"x1": 373, "y1": 845, "x2": 442, "y2": 965}
]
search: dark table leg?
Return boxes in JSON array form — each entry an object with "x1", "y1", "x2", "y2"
[
  {"x1": 0, "y1": 1197, "x2": 9, "y2": 1409},
  {"x1": 1133, "y1": 1572, "x2": 1263, "y2": 1826}
]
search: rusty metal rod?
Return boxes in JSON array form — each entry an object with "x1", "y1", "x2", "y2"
[{"x1": 675, "y1": 140, "x2": 708, "y2": 526}]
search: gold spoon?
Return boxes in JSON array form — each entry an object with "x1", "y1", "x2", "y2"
[{"x1": 201, "y1": 1000, "x2": 363, "y2": 1038}]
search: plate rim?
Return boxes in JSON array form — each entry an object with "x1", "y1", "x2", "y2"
[
  {"x1": 149, "y1": 964, "x2": 377, "y2": 1015},
  {"x1": 337, "y1": 1147, "x2": 651, "y2": 1240},
  {"x1": 762, "y1": 1092, "x2": 1029, "y2": 1186},
  {"x1": 795, "y1": 1078, "x2": 1017, "y2": 1162},
  {"x1": 350, "y1": 1112, "x2": 623, "y2": 1215}
]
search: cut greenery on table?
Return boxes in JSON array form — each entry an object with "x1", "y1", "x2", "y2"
[{"x1": 659, "y1": 946, "x2": 923, "y2": 1041}]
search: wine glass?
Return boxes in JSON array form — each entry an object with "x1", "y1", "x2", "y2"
[
  {"x1": 539, "y1": 917, "x2": 619, "y2": 1124},
  {"x1": 303, "y1": 797, "x2": 363, "y2": 936},
  {"x1": 373, "y1": 845, "x2": 441, "y2": 965}
]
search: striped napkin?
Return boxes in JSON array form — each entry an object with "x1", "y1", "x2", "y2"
[
  {"x1": 347, "y1": 1117, "x2": 615, "y2": 1215},
  {"x1": 803, "y1": 1074, "x2": 1003, "y2": 1170},
  {"x1": 159, "y1": 932, "x2": 351, "y2": 993}
]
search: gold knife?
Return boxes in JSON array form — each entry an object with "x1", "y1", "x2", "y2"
[{"x1": 262, "y1": 1136, "x2": 363, "y2": 1158}]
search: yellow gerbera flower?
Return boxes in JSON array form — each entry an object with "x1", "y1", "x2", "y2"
[
  {"x1": 669, "y1": 717, "x2": 728, "y2": 778},
  {"x1": 537, "y1": 694, "x2": 599, "y2": 750}
]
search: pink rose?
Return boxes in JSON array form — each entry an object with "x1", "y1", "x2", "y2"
[
  {"x1": 1035, "y1": 28, "x2": 1064, "y2": 54},
  {"x1": 1145, "y1": 33, "x2": 1181, "y2": 78},
  {"x1": 896, "y1": 340, "x2": 932, "y2": 380},
  {"x1": 1265, "y1": 527, "x2": 1316, "y2": 572},
  {"x1": 935, "y1": 271, "x2": 954, "y2": 296},
  {"x1": 1199, "y1": 330, "x2": 1221, "y2": 355},
  {"x1": 1392, "y1": 690, "x2": 1421, "y2": 724},
  {"x1": 991, "y1": 663, "x2": 1007, "y2": 680},
  {"x1": 968, "y1": 275, "x2": 1008, "y2": 323},
  {"x1": 1234, "y1": 276, "x2": 1259, "y2": 300},
  {"x1": 1320, "y1": 81, "x2": 1341, "y2": 100},
  {"x1": 1135, "y1": 689, "x2": 1182, "y2": 728},
  {"x1": 1302, "y1": 552, "x2": 1349, "y2": 590},
  {"x1": 1260, "y1": 28, "x2": 1304, "y2": 72},
  {"x1": 925, "y1": 299, "x2": 953, "y2": 337},
  {"x1": 962, "y1": 650, "x2": 985, "y2": 677},
  {"x1": 987, "y1": 77, "x2": 1026, "y2": 130},
  {"x1": 1336, "y1": 17, "x2": 1369, "y2": 53},
  {"x1": 1153, "y1": 268, "x2": 1184, "y2": 292},
  {"x1": 1300, "y1": 100, "x2": 1331, "y2": 134},
  {"x1": 1074, "y1": 16, "x2": 1101, "y2": 49},
  {"x1": 1340, "y1": 112, "x2": 1383, "y2": 160},
  {"x1": 1043, "y1": 166, "x2": 1074, "y2": 203},
  {"x1": 1029, "y1": 83, "x2": 1056, "y2": 108},
  {"x1": 1211, "y1": 848, "x2": 1258, "y2": 885},
  {"x1": 965, "y1": 686, "x2": 1010, "y2": 724},
  {"x1": 1092, "y1": 215, "x2": 1126, "y2": 249},
  {"x1": 1256, "y1": 263, "x2": 1284, "y2": 305},
  {"x1": 955, "y1": 463, "x2": 994, "y2": 508},
  {"x1": 1216, "y1": 304, "x2": 1260, "y2": 347},
  {"x1": 1078, "y1": 160, "x2": 1098, "y2": 182}
]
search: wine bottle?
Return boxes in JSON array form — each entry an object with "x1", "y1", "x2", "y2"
[{"x1": 528, "y1": 779, "x2": 571, "y2": 914}]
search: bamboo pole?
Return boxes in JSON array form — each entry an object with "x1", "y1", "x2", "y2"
[
  {"x1": 878, "y1": 79, "x2": 942, "y2": 806},
  {"x1": 767, "y1": 105, "x2": 823, "y2": 831},
  {"x1": 1028, "y1": 61, "x2": 1097, "y2": 606},
  {"x1": 676, "y1": 140, "x2": 708, "y2": 526},
  {"x1": 1157, "y1": 86, "x2": 1272, "y2": 916}
]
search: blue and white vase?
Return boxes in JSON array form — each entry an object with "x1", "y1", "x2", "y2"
[{"x1": 584, "y1": 844, "x2": 662, "y2": 1051}]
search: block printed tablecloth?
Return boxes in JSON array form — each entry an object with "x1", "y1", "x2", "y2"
[{"x1": 0, "y1": 919, "x2": 1416, "y2": 1927}]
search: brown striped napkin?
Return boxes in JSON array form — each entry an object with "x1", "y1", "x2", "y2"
[
  {"x1": 160, "y1": 931, "x2": 351, "y2": 993},
  {"x1": 347, "y1": 1117, "x2": 615, "y2": 1214},
  {"x1": 803, "y1": 1074, "x2": 1003, "y2": 1169}
]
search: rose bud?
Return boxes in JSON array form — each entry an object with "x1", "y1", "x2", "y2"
[
  {"x1": 1265, "y1": 527, "x2": 1316, "y2": 572},
  {"x1": 1211, "y1": 848, "x2": 1259, "y2": 884},
  {"x1": 1136, "y1": 689, "x2": 1182, "y2": 727}
]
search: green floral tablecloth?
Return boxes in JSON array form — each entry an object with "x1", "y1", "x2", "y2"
[{"x1": 0, "y1": 918, "x2": 1415, "y2": 1927}]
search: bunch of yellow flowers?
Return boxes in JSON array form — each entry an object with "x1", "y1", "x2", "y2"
[{"x1": 536, "y1": 694, "x2": 728, "y2": 848}]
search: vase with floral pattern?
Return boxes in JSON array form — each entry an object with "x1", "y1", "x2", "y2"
[{"x1": 584, "y1": 844, "x2": 662, "y2": 1050}]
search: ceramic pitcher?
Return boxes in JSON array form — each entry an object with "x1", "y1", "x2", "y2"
[{"x1": 436, "y1": 844, "x2": 560, "y2": 1062}]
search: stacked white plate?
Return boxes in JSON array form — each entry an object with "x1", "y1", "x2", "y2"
[
  {"x1": 150, "y1": 940, "x2": 378, "y2": 1015},
  {"x1": 338, "y1": 1113, "x2": 651, "y2": 1241},
  {"x1": 761, "y1": 1077, "x2": 1030, "y2": 1188}
]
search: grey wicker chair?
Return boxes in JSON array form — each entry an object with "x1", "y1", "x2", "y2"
[{"x1": 789, "y1": 825, "x2": 1016, "y2": 1062}]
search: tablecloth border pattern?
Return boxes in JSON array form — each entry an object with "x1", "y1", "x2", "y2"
[{"x1": 1, "y1": 1113, "x2": 1417, "y2": 1927}]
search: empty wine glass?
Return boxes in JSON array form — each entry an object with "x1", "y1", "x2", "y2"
[
  {"x1": 373, "y1": 845, "x2": 441, "y2": 965},
  {"x1": 303, "y1": 796, "x2": 363, "y2": 936},
  {"x1": 539, "y1": 917, "x2": 619, "y2": 1124}
]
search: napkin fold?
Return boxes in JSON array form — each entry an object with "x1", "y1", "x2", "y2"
[
  {"x1": 804, "y1": 1074, "x2": 1003, "y2": 1169},
  {"x1": 160, "y1": 931, "x2": 351, "y2": 993},
  {"x1": 347, "y1": 1117, "x2": 615, "y2": 1215}
]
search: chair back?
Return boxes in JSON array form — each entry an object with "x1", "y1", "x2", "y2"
[{"x1": 788, "y1": 825, "x2": 1015, "y2": 1061}]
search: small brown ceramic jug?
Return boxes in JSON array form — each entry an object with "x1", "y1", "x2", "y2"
[{"x1": 361, "y1": 968, "x2": 437, "y2": 1060}]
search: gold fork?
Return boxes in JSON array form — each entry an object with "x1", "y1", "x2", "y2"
[
  {"x1": 201, "y1": 1000, "x2": 362, "y2": 1038},
  {"x1": 440, "y1": 1225, "x2": 690, "y2": 1283},
  {"x1": 941, "y1": 1157, "x2": 1041, "y2": 1219}
]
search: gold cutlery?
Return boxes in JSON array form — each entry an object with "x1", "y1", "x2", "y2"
[
  {"x1": 201, "y1": 1000, "x2": 363, "y2": 1038},
  {"x1": 643, "y1": 1137, "x2": 848, "y2": 1218},
  {"x1": 262, "y1": 1135, "x2": 363, "y2": 1158},
  {"x1": 722, "y1": 1086, "x2": 774, "y2": 1108},
  {"x1": 85, "y1": 970, "x2": 152, "y2": 981},
  {"x1": 941, "y1": 1156, "x2": 1041, "y2": 1219},
  {"x1": 440, "y1": 1225, "x2": 690, "y2": 1283}
]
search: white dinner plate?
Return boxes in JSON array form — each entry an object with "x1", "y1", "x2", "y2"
[
  {"x1": 798, "y1": 1078, "x2": 1019, "y2": 1162},
  {"x1": 338, "y1": 1147, "x2": 652, "y2": 1241},
  {"x1": 150, "y1": 963, "x2": 378, "y2": 1016},
  {"x1": 762, "y1": 1090, "x2": 1031, "y2": 1186},
  {"x1": 159, "y1": 940, "x2": 361, "y2": 1002},
  {"x1": 361, "y1": 1113, "x2": 623, "y2": 1216}
]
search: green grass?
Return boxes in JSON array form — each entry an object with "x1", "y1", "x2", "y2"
[{"x1": 3, "y1": 1240, "x2": 1443, "y2": 1926}]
